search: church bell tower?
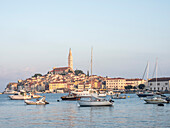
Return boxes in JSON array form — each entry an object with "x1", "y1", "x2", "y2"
[{"x1": 68, "y1": 48, "x2": 73, "y2": 69}]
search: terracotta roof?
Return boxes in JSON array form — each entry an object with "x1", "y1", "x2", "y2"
[
  {"x1": 106, "y1": 78, "x2": 125, "y2": 80},
  {"x1": 50, "y1": 82, "x2": 67, "y2": 84},
  {"x1": 126, "y1": 79, "x2": 143, "y2": 81},
  {"x1": 53, "y1": 67, "x2": 70, "y2": 72},
  {"x1": 148, "y1": 77, "x2": 170, "y2": 82}
]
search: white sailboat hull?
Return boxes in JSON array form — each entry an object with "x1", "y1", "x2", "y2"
[{"x1": 78, "y1": 100, "x2": 113, "y2": 107}]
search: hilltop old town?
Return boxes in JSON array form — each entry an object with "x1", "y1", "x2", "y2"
[{"x1": 4, "y1": 49, "x2": 170, "y2": 94}]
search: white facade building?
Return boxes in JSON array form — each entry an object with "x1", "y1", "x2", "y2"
[
  {"x1": 106, "y1": 78, "x2": 126, "y2": 90},
  {"x1": 148, "y1": 77, "x2": 170, "y2": 91}
]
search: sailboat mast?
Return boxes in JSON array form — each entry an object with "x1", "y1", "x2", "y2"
[
  {"x1": 156, "y1": 58, "x2": 158, "y2": 91},
  {"x1": 147, "y1": 61, "x2": 149, "y2": 80},
  {"x1": 146, "y1": 61, "x2": 149, "y2": 87}
]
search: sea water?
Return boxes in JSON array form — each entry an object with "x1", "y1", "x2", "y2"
[{"x1": 0, "y1": 93, "x2": 170, "y2": 128}]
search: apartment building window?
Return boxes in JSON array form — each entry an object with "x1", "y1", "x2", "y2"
[
  {"x1": 162, "y1": 87, "x2": 164, "y2": 90},
  {"x1": 157, "y1": 83, "x2": 160, "y2": 85},
  {"x1": 165, "y1": 83, "x2": 168, "y2": 85},
  {"x1": 150, "y1": 83, "x2": 152, "y2": 86}
]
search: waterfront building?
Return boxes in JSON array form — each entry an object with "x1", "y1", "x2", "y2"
[
  {"x1": 105, "y1": 78, "x2": 126, "y2": 90},
  {"x1": 5, "y1": 83, "x2": 18, "y2": 91},
  {"x1": 78, "y1": 83, "x2": 85, "y2": 90},
  {"x1": 49, "y1": 82, "x2": 67, "y2": 92},
  {"x1": 126, "y1": 78, "x2": 146, "y2": 87},
  {"x1": 148, "y1": 77, "x2": 170, "y2": 91}
]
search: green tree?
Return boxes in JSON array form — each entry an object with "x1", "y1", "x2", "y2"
[
  {"x1": 74, "y1": 70, "x2": 84, "y2": 76},
  {"x1": 138, "y1": 84, "x2": 145, "y2": 90},
  {"x1": 125, "y1": 85, "x2": 133, "y2": 90},
  {"x1": 68, "y1": 69, "x2": 73, "y2": 73},
  {"x1": 133, "y1": 86, "x2": 137, "y2": 89},
  {"x1": 32, "y1": 73, "x2": 42, "y2": 77}
]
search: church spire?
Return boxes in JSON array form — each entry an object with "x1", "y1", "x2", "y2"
[{"x1": 68, "y1": 48, "x2": 73, "y2": 69}]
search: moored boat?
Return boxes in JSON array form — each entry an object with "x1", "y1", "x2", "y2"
[
  {"x1": 137, "y1": 92, "x2": 154, "y2": 97},
  {"x1": 144, "y1": 95, "x2": 168, "y2": 104},
  {"x1": 77, "y1": 94, "x2": 113, "y2": 107},
  {"x1": 25, "y1": 96, "x2": 49, "y2": 105},
  {"x1": 111, "y1": 93, "x2": 126, "y2": 99},
  {"x1": 30, "y1": 92, "x2": 42, "y2": 99},
  {"x1": 9, "y1": 90, "x2": 32, "y2": 100},
  {"x1": 71, "y1": 88, "x2": 106, "y2": 98},
  {"x1": 61, "y1": 93, "x2": 81, "y2": 101}
]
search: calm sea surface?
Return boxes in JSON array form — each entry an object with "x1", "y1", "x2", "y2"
[{"x1": 0, "y1": 93, "x2": 170, "y2": 128}]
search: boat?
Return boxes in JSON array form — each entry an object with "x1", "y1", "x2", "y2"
[
  {"x1": 77, "y1": 94, "x2": 113, "y2": 107},
  {"x1": 71, "y1": 88, "x2": 106, "y2": 98},
  {"x1": 3, "y1": 90, "x2": 18, "y2": 95},
  {"x1": 111, "y1": 93, "x2": 126, "y2": 99},
  {"x1": 73, "y1": 48, "x2": 106, "y2": 98},
  {"x1": 30, "y1": 92, "x2": 42, "y2": 99},
  {"x1": 137, "y1": 92, "x2": 154, "y2": 97},
  {"x1": 61, "y1": 93, "x2": 81, "y2": 101},
  {"x1": 9, "y1": 90, "x2": 32, "y2": 100},
  {"x1": 144, "y1": 95, "x2": 168, "y2": 104},
  {"x1": 24, "y1": 96, "x2": 49, "y2": 105}
]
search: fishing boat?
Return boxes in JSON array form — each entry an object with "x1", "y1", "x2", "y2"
[
  {"x1": 144, "y1": 95, "x2": 168, "y2": 104},
  {"x1": 24, "y1": 96, "x2": 49, "y2": 105},
  {"x1": 9, "y1": 90, "x2": 32, "y2": 100},
  {"x1": 77, "y1": 94, "x2": 113, "y2": 107},
  {"x1": 61, "y1": 93, "x2": 81, "y2": 101}
]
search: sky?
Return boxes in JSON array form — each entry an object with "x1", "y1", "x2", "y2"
[{"x1": 0, "y1": 0, "x2": 170, "y2": 92}]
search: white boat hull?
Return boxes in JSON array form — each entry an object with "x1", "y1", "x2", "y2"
[
  {"x1": 9, "y1": 95, "x2": 32, "y2": 100},
  {"x1": 24, "y1": 100, "x2": 46, "y2": 105},
  {"x1": 144, "y1": 99, "x2": 167, "y2": 104},
  {"x1": 78, "y1": 100, "x2": 113, "y2": 107}
]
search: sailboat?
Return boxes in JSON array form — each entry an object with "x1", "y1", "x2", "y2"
[
  {"x1": 137, "y1": 61, "x2": 154, "y2": 97},
  {"x1": 77, "y1": 48, "x2": 112, "y2": 107},
  {"x1": 143, "y1": 59, "x2": 167, "y2": 104}
]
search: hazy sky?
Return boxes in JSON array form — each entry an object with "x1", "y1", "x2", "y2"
[{"x1": 0, "y1": 0, "x2": 170, "y2": 91}]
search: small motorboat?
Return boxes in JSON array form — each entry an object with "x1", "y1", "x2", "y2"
[
  {"x1": 61, "y1": 93, "x2": 81, "y2": 101},
  {"x1": 144, "y1": 95, "x2": 168, "y2": 104},
  {"x1": 30, "y1": 92, "x2": 42, "y2": 99},
  {"x1": 137, "y1": 92, "x2": 154, "y2": 97},
  {"x1": 25, "y1": 96, "x2": 49, "y2": 105},
  {"x1": 77, "y1": 94, "x2": 113, "y2": 107},
  {"x1": 111, "y1": 93, "x2": 126, "y2": 99}
]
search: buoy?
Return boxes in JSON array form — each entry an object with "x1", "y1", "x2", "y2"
[
  {"x1": 158, "y1": 103, "x2": 164, "y2": 106},
  {"x1": 128, "y1": 96, "x2": 130, "y2": 98},
  {"x1": 57, "y1": 100, "x2": 60, "y2": 102}
]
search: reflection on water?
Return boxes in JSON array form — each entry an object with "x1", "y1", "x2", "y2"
[{"x1": 0, "y1": 94, "x2": 170, "y2": 128}]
